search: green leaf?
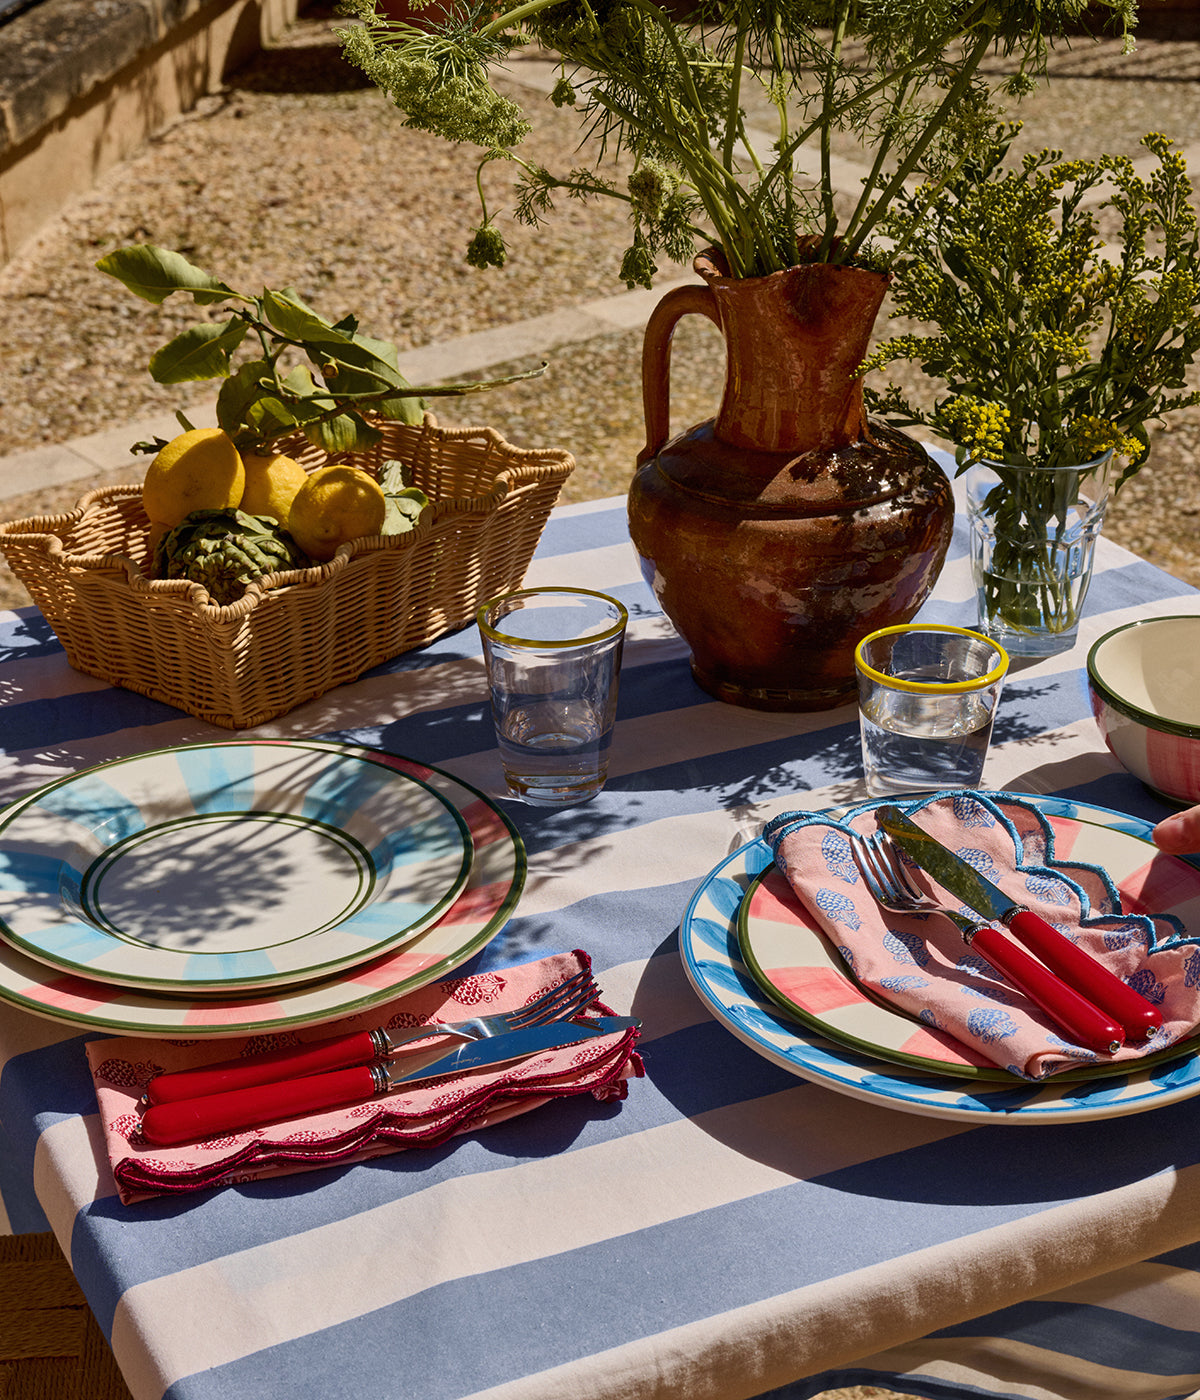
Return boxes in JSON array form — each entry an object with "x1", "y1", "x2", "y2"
[
  {"x1": 131, "y1": 436, "x2": 170, "y2": 456},
  {"x1": 95, "y1": 245, "x2": 240, "y2": 306},
  {"x1": 216, "y1": 359, "x2": 272, "y2": 439},
  {"x1": 379, "y1": 459, "x2": 414, "y2": 493},
  {"x1": 262, "y1": 288, "x2": 338, "y2": 343},
  {"x1": 264, "y1": 291, "x2": 416, "y2": 414},
  {"x1": 148, "y1": 317, "x2": 249, "y2": 383},
  {"x1": 303, "y1": 412, "x2": 381, "y2": 455},
  {"x1": 382, "y1": 486, "x2": 430, "y2": 535},
  {"x1": 245, "y1": 396, "x2": 301, "y2": 442},
  {"x1": 281, "y1": 363, "x2": 323, "y2": 398}
]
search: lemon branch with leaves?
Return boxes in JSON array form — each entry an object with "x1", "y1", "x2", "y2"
[{"x1": 97, "y1": 244, "x2": 545, "y2": 456}]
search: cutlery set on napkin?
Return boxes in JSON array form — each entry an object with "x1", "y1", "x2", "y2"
[
  {"x1": 88, "y1": 949, "x2": 642, "y2": 1203},
  {"x1": 763, "y1": 790, "x2": 1200, "y2": 1081}
]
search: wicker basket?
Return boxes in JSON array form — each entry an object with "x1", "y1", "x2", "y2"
[{"x1": 0, "y1": 416, "x2": 574, "y2": 728}]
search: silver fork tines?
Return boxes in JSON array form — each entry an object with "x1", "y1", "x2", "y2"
[
  {"x1": 373, "y1": 965, "x2": 600, "y2": 1055},
  {"x1": 847, "y1": 829, "x2": 951, "y2": 924}
]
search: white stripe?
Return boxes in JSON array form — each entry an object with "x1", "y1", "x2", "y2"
[
  {"x1": 32, "y1": 1114, "x2": 107, "y2": 1253},
  {"x1": 542, "y1": 495, "x2": 625, "y2": 518},
  {"x1": 521, "y1": 541, "x2": 642, "y2": 590},
  {"x1": 1041, "y1": 1258, "x2": 1200, "y2": 1331},
  {"x1": 109, "y1": 1086, "x2": 968, "y2": 1398}
]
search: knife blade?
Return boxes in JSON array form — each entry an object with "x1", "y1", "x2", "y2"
[
  {"x1": 139, "y1": 1015, "x2": 641, "y2": 1147},
  {"x1": 876, "y1": 804, "x2": 1162, "y2": 1042}
]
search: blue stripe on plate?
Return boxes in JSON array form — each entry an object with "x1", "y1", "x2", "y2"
[
  {"x1": 173, "y1": 746, "x2": 260, "y2": 815},
  {"x1": 33, "y1": 779, "x2": 146, "y2": 844},
  {"x1": 184, "y1": 950, "x2": 278, "y2": 982},
  {"x1": 0, "y1": 850, "x2": 65, "y2": 893},
  {"x1": 299, "y1": 754, "x2": 399, "y2": 828},
  {"x1": 337, "y1": 902, "x2": 438, "y2": 937},
  {"x1": 20, "y1": 919, "x2": 113, "y2": 965}
]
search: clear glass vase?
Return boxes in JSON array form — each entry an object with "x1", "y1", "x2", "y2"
[{"x1": 965, "y1": 451, "x2": 1115, "y2": 658}]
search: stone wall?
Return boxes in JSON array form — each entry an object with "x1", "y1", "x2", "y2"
[{"x1": 0, "y1": 0, "x2": 301, "y2": 265}]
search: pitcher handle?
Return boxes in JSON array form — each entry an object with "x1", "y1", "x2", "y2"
[{"x1": 638, "y1": 283, "x2": 719, "y2": 466}]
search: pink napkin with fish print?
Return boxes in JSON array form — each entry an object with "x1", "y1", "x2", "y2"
[
  {"x1": 764, "y1": 791, "x2": 1200, "y2": 1079},
  {"x1": 87, "y1": 950, "x2": 641, "y2": 1204}
]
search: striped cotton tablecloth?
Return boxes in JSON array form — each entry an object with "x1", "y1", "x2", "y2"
[{"x1": 1, "y1": 475, "x2": 1200, "y2": 1400}]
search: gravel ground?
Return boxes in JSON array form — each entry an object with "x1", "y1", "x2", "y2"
[{"x1": 0, "y1": 10, "x2": 1197, "y2": 612}]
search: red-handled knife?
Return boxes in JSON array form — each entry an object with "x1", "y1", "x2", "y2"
[
  {"x1": 877, "y1": 804, "x2": 1163, "y2": 1042},
  {"x1": 139, "y1": 1014, "x2": 640, "y2": 1147}
]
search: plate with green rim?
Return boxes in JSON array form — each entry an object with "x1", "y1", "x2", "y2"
[
  {"x1": 0, "y1": 741, "x2": 474, "y2": 995},
  {"x1": 0, "y1": 744, "x2": 525, "y2": 1036},
  {"x1": 737, "y1": 835, "x2": 1200, "y2": 1086}
]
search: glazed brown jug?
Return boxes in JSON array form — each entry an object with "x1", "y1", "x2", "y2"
[{"x1": 627, "y1": 248, "x2": 954, "y2": 710}]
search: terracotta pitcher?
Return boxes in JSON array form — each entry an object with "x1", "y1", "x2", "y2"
[{"x1": 627, "y1": 248, "x2": 954, "y2": 710}]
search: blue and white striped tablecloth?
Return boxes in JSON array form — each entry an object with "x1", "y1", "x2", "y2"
[{"x1": 2, "y1": 472, "x2": 1200, "y2": 1400}]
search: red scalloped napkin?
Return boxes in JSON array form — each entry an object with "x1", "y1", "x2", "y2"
[{"x1": 87, "y1": 950, "x2": 641, "y2": 1204}]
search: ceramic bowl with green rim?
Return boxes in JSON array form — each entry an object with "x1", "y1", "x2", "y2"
[{"x1": 1087, "y1": 614, "x2": 1200, "y2": 804}]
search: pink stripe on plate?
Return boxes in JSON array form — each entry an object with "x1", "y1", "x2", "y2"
[
  {"x1": 334, "y1": 951, "x2": 443, "y2": 988},
  {"x1": 459, "y1": 798, "x2": 505, "y2": 848},
  {"x1": 898, "y1": 1025, "x2": 997, "y2": 1068},
  {"x1": 368, "y1": 753, "x2": 435, "y2": 783},
  {"x1": 35, "y1": 975, "x2": 128, "y2": 1013},
  {"x1": 182, "y1": 994, "x2": 290, "y2": 1027},
  {"x1": 765, "y1": 965, "x2": 869, "y2": 1014},
  {"x1": 748, "y1": 867, "x2": 819, "y2": 926},
  {"x1": 1117, "y1": 851, "x2": 1200, "y2": 917},
  {"x1": 1045, "y1": 814, "x2": 1083, "y2": 861},
  {"x1": 427, "y1": 881, "x2": 506, "y2": 928}
]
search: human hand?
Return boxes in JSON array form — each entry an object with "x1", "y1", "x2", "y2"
[{"x1": 1152, "y1": 805, "x2": 1200, "y2": 855}]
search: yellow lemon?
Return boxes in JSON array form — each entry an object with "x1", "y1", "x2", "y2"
[
  {"x1": 239, "y1": 450, "x2": 309, "y2": 529},
  {"x1": 142, "y1": 429, "x2": 245, "y2": 529},
  {"x1": 287, "y1": 464, "x2": 387, "y2": 562}
]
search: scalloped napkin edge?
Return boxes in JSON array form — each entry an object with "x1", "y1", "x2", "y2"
[
  {"x1": 764, "y1": 790, "x2": 1200, "y2": 1079},
  {"x1": 87, "y1": 949, "x2": 642, "y2": 1204}
]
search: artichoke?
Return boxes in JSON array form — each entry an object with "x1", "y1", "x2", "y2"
[{"x1": 155, "y1": 508, "x2": 308, "y2": 605}]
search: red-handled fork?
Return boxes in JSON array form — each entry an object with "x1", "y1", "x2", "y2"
[
  {"x1": 847, "y1": 828, "x2": 1125, "y2": 1054},
  {"x1": 144, "y1": 967, "x2": 600, "y2": 1105}
]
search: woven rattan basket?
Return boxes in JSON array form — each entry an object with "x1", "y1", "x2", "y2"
[{"x1": 0, "y1": 416, "x2": 573, "y2": 728}]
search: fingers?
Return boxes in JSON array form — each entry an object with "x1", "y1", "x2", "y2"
[{"x1": 1152, "y1": 805, "x2": 1200, "y2": 855}]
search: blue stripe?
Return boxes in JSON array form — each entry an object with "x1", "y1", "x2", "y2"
[
  {"x1": 929, "y1": 1297, "x2": 1200, "y2": 1373},
  {"x1": 0, "y1": 608, "x2": 62, "y2": 659},
  {"x1": 34, "y1": 777, "x2": 145, "y2": 843},
  {"x1": 521, "y1": 502, "x2": 628, "y2": 557},
  {"x1": 0, "y1": 687, "x2": 181, "y2": 751}
]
